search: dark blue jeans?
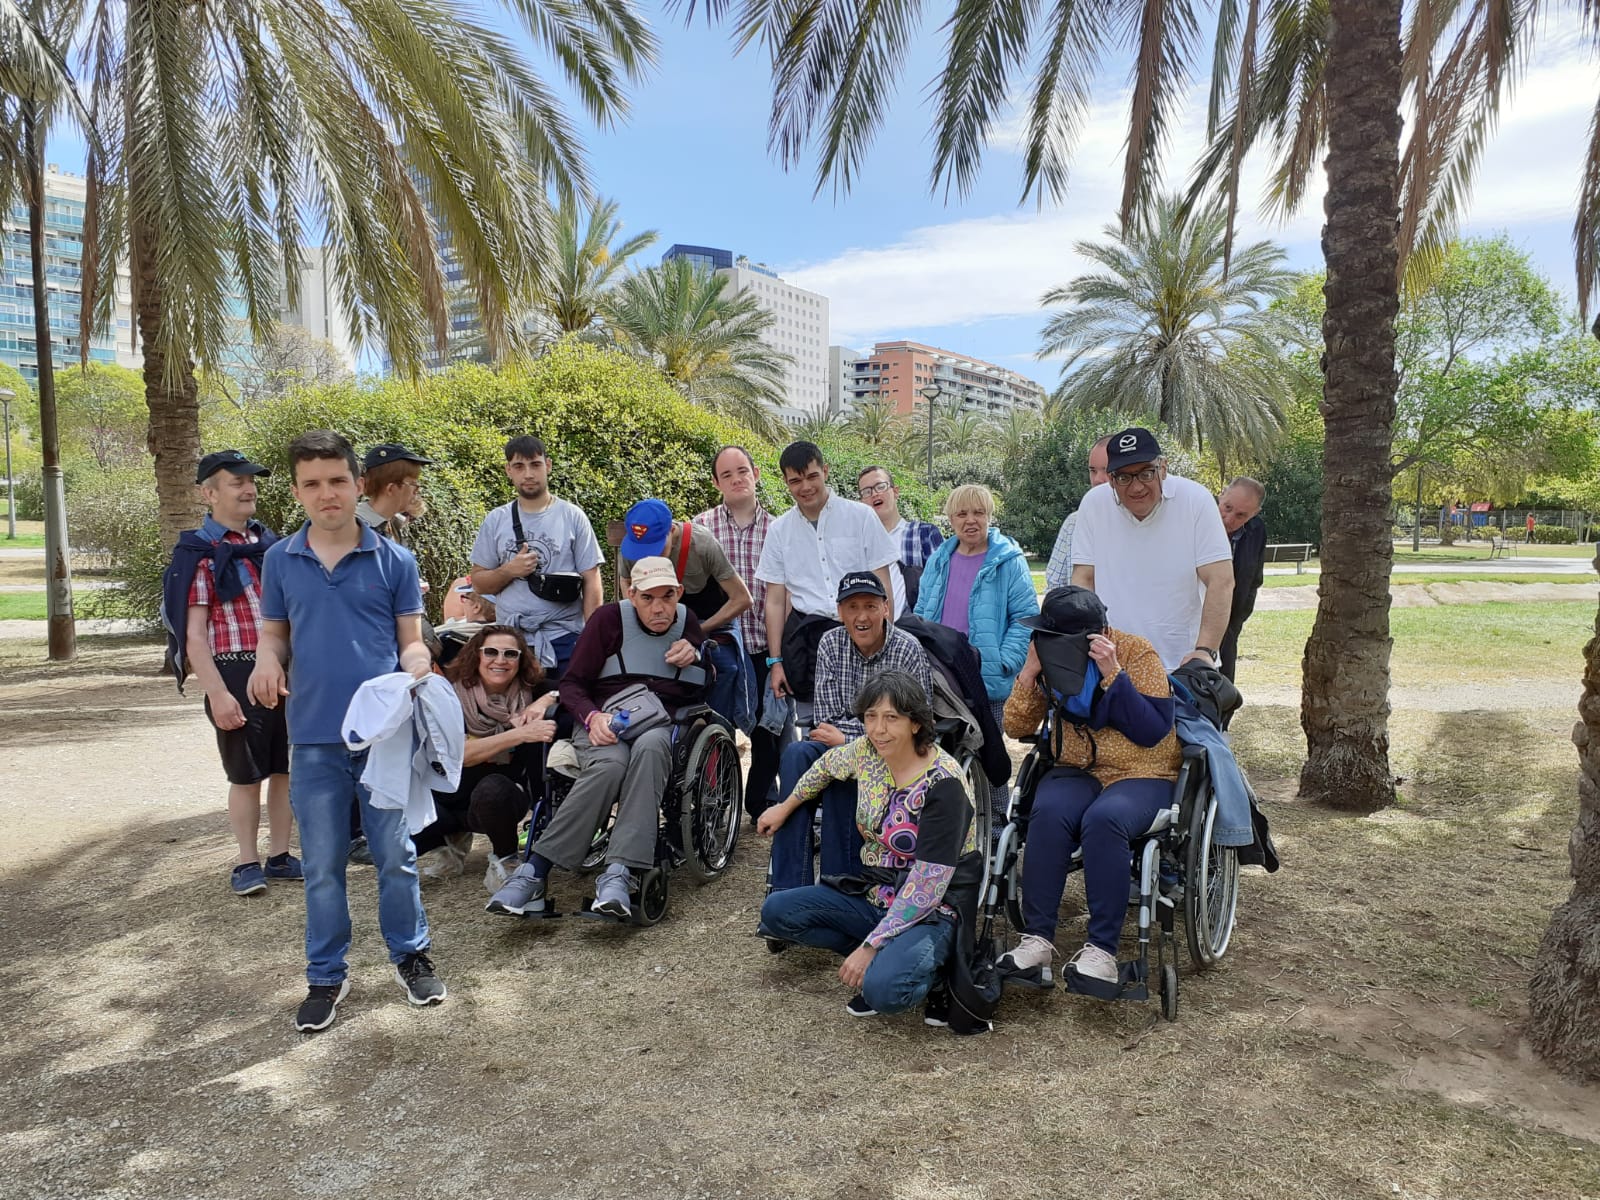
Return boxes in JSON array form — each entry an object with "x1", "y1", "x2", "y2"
[
  {"x1": 704, "y1": 638, "x2": 743, "y2": 728},
  {"x1": 1020, "y1": 768, "x2": 1170, "y2": 954},
  {"x1": 768, "y1": 739, "x2": 862, "y2": 891},
  {"x1": 760, "y1": 885, "x2": 954, "y2": 1014}
]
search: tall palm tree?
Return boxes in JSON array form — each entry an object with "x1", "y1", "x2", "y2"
[
  {"x1": 603, "y1": 257, "x2": 789, "y2": 439},
  {"x1": 1038, "y1": 195, "x2": 1294, "y2": 474},
  {"x1": 78, "y1": 0, "x2": 655, "y2": 553},
  {"x1": 842, "y1": 395, "x2": 904, "y2": 447},
  {"x1": 532, "y1": 194, "x2": 658, "y2": 340}
]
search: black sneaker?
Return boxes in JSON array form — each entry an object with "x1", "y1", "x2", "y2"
[
  {"x1": 295, "y1": 980, "x2": 350, "y2": 1032},
  {"x1": 923, "y1": 988, "x2": 951, "y2": 1027},
  {"x1": 395, "y1": 952, "x2": 447, "y2": 1007},
  {"x1": 845, "y1": 994, "x2": 878, "y2": 1018},
  {"x1": 347, "y1": 837, "x2": 373, "y2": 866}
]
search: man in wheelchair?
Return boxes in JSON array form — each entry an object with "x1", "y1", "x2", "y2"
[
  {"x1": 490, "y1": 556, "x2": 711, "y2": 920},
  {"x1": 998, "y1": 586, "x2": 1180, "y2": 995}
]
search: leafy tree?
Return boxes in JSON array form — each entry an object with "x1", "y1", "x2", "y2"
[
  {"x1": 841, "y1": 396, "x2": 904, "y2": 448},
  {"x1": 602, "y1": 258, "x2": 789, "y2": 439},
  {"x1": 1039, "y1": 195, "x2": 1294, "y2": 476},
  {"x1": 53, "y1": 363, "x2": 147, "y2": 467},
  {"x1": 221, "y1": 323, "x2": 354, "y2": 410},
  {"x1": 531, "y1": 195, "x2": 658, "y2": 341}
]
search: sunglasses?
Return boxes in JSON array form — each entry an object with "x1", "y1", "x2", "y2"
[{"x1": 480, "y1": 646, "x2": 521, "y2": 660}]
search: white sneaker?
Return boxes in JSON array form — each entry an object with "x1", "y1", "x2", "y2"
[
  {"x1": 418, "y1": 844, "x2": 466, "y2": 881},
  {"x1": 483, "y1": 853, "x2": 519, "y2": 896},
  {"x1": 998, "y1": 933, "x2": 1056, "y2": 987},
  {"x1": 1066, "y1": 943, "x2": 1119, "y2": 983}
]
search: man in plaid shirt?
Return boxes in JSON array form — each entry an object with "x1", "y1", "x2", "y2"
[
  {"x1": 694, "y1": 445, "x2": 780, "y2": 821},
  {"x1": 856, "y1": 464, "x2": 942, "y2": 613},
  {"x1": 178, "y1": 450, "x2": 297, "y2": 897},
  {"x1": 760, "y1": 571, "x2": 934, "y2": 891}
]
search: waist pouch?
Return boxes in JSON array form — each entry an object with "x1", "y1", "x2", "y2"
[
  {"x1": 529, "y1": 571, "x2": 584, "y2": 603},
  {"x1": 600, "y1": 682, "x2": 671, "y2": 742}
]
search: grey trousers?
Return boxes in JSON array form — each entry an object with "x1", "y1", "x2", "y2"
[{"x1": 532, "y1": 724, "x2": 672, "y2": 872}]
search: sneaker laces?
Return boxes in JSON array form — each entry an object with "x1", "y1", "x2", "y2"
[{"x1": 403, "y1": 952, "x2": 434, "y2": 981}]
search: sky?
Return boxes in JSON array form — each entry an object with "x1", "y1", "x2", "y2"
[{"x1": 555, "y1": 10, "x2": 1599, "y2": 389}]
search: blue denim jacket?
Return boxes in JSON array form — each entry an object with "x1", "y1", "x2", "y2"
[{"x1": 1170, "y1": 684, "x2": 1253, "y2": 847}]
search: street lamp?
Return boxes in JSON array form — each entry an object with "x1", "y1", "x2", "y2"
[
  {"x1": 0, "y1": 387, "x2": 14, "y2": 540},
  {"x1": 919, "y1": 382, "x2": 941, "y2": 489}
]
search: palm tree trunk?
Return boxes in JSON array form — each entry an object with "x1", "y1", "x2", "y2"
[
  {"x1": 1526, "y1": 511, "x2": 1600, "y2": 1078},
  {"x1": 23, "y1": 102, "x2": 75, "y2": 660},
  {"x1": 133, "y1": 212, "x2": 203, "y2": 552},
  {"x1": 1298, "y1": 0, "x2": 1401, "y2": 811}
]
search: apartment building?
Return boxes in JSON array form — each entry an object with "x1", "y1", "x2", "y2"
[{"x1": 834, "y1": 340, "x2": 1047, "y2": 418}]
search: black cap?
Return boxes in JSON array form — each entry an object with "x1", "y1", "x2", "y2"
[
  {"x1": 1105, "y1": 427, "x2": 1162, "y2": 474},
  {"x1": 836, "y1": 571, "x2": 887, "y2": 602},
  {"x1": 1021, "y1": 585, "x2": 1107, "y2": 635},
  {"x1": 195, "y1": 449, "x2": 269, "y2": 484},
  {"x1": 362, "y1": 443, "x2": 435, "y2": 472}
]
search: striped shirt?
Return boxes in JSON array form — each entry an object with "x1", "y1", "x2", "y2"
[
  {"x1": 187, "y1": 529, "x2": 264, "y2": 655},
  {"x1": 693, "y1": 501, "x2": 772, "y2": 654}
]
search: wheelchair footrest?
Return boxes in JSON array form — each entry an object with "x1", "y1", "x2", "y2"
[
  {"x1": 517, "y1": 900, "x2": 562, "y2": 920},
  {"x1": 573, "y1": 897, "x2": 630, "y2": 924},
  {"x1": 1063, "y1": 958, "x2": 1148, "y2": 1002}
]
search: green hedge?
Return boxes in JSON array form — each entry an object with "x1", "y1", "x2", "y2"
[{"x1": 1529, "y1": 523, "x2": 1578, "y2": 544}]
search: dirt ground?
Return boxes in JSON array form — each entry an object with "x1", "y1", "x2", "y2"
[{"x1": 2, "y1": 633, "x2": 1598, "y2": 1200}]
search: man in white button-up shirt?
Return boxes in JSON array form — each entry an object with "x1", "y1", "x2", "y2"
[{"x1": 756, "y1": 441, "x2": 897, "y2": 702}]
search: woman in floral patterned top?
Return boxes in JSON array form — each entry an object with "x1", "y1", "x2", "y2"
[{"x1": 757, "y1": 671, "x2": 983, "y2": 1025}]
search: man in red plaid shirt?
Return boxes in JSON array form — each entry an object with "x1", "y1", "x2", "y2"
[
  {"x1": 694, "y1": 445, "x2": 781, "y2": 822},
  {"x1": 178, "y1": 451, "x2": 297, "y2": 897}
]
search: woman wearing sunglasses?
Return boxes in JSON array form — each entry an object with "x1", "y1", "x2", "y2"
[{"x1": 414, "y1": 624, "x2": 558, "y2": 892}]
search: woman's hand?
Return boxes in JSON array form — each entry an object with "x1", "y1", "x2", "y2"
[
  {"x1": 517, "y1": 718, "x2": 557, "y2": 744},
  {"x1": 513, "y1": 694, "x2": 558, "y2": 726},
  {"x1": 755, "y1": 804, "x2": 791, "y2": 837},
  {"x1": 839, "y1": 944, "x2": 878, "y2": 989},
  {"x1": 1088, "y1": 633, "x2": 1121, "y2": 680}
]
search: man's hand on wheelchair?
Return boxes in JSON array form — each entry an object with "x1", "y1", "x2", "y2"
[
  {"x1": 664, "y1": 638, "x2": 698, "y2": 668},
  {"x1": 809, "y1": 723, "x2": 847, "y2": 747},
  {"x1": 585, "y1": 709, "x2": 619, "y2": 747}
]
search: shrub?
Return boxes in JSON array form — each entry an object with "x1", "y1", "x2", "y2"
[
  {"x1": 11, "y1": 474, "x2": 44, "y2": 520},
  {"x1": 1438, "y1": 524, "x2": 1459, "y2": 545},
  {"x1": 1257, "y1": 438, "x2": 1323, "y2": 546},
  {"x1": 1529, "y1": 523, "x2": 1578, "y2": 544}
]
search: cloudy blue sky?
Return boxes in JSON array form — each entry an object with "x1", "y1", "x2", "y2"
[{"x1": 568, "y1": 11, "x2": 1599, "y2": 388}]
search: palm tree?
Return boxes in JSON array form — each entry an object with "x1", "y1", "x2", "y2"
[
  {"x1": 1038, "y1": 195, "x2": 1294, "y2": 476},
  {"x1": 994, "y1": 406, "x2": 1041, "y2": 463},
  {"x1": 603, "y1": 257, "x2": 790, "y2": 439},
  {"x1": 78, "y1": 0, "x2": 656, "y2": 553},
  {"x1": 532, "y1": 195, "x2": 658, "y2": 340},
  {"x1": 790, "y1": 406, "x2": 839, "y2": 443},
  {"x1": 841, "y1": 395, "x2": 904, "y2": 447}
]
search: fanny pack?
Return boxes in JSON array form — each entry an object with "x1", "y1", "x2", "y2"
[
  {"x1": 528, "y1": 571, "x2": 584, "y2": 603},
  {"x1": 600, "y1": 683, "x2": 671, "y2": 742}
]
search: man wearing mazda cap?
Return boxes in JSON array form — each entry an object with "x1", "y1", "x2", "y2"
[{"x1": 1064, "y1": 427, "x2": 1234, "y2": 673}]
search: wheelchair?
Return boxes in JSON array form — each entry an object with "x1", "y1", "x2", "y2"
[
  {"x1": 514, "y1": 703, "x2": 743, "y2": 926},
  {"x1": 979, "y1": 708, "x2": 1242, "y2": 1021}
]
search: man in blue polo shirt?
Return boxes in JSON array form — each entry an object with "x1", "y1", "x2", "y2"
[{"x1": 248, "y1": 430, "x2": 444, "y2": 1033}]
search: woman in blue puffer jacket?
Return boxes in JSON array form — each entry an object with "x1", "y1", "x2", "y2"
[{"x1": 914, "y1": 483, "x2": 1039, "y2": 821}]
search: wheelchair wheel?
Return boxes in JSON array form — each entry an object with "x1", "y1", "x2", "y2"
[
  {"x1": 1183, "y1": 792, "x2": 1239, "y2": 968},
  {"x1": 679, "y1": 721, "x2": 743, "y2": 882},
  {"x1": 961, "y1": 750, "x2": 992, "y2": 851},
  {"x1": 1159, "y1": 962, "x2": 1178, "y2": 1021},
  {"x1": 630, "y1": 866, "x2": 669, "y2": 926}
]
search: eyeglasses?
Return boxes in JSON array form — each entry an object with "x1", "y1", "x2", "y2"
[
  {"x1": 1109, "y1": 468, "x2": 1160, "y2": 488},
  {"x1": 480, "y1": 646, "x2": 521, "y2": 660},
  {"x1": 858, "y1": 481, "x2": 893, "y2": 498}
]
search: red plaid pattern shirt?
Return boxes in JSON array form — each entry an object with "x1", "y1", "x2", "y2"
[
  {"x1": 694, "y1": 501, "x2": 772, "y2": 654},
  {"x1": 187, "y1": 529, "x2": 265, "y2": 655}
]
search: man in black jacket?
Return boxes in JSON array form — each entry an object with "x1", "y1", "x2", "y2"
[{"x1": 1218, "y1": 478, "x2": 1267, "y2": 683}]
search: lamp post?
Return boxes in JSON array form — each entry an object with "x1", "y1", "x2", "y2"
[
  {"x1": 919, "y1": 382, "x2": 941, "y2": 489},
  {"x1": 0, "y1": 387, "x2": 14, "y2": 540}
]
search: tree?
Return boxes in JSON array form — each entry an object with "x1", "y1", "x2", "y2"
[
  {"x1": 841, "y1": 395, "x2": 904, "y2": 447},
  {"x1": 1039, "y1": 195, "x2": 1294, "y2": 476},
  {"x1": 77, "y1": 0, "x2": 656, "y2": 555},
  {"x1": 224, "y1": 323, "x2": 354, "y2": 410},
  {"x1": 531, "y1": 195, "x2": 658, "y2": 340},
  {"x1": 602, "y1": 257, "x2": 789, "y2": 440},
  {"x1": 54, "y1": 363, "x2": 147, "y2": 466}
]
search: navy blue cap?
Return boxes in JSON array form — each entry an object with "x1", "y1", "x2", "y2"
[{"x1": 196, "y1": 450, "x2": 269, "y2": 483}]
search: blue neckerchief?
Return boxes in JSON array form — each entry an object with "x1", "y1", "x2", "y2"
[
  {"x1": 1055, "y1": 661, "x2": 1102, "y2": 719},
  {"x1": 200, "y1": 514, "x2": 255, "y2": 593}
]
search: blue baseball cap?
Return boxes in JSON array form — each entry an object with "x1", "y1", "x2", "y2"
[{"x1": 622, "y1": 498, "x2": 674, "y2": 558}]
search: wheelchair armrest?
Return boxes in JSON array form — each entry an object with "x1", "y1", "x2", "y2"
[
  {"x1": 933, "y1": 716, "x2": 965, "y2": 740},
  {"x1": 672, "y1": 703, "x2": 714, "y2": 725},
  {"x1": 1181, "y1": 743, "x2": 1208, "y2": 763}
]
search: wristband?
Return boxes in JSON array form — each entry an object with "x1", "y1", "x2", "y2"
[{"x1": 766, "y1": 656, "x2": 783, "y2": 666}]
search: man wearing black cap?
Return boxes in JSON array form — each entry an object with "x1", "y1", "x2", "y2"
[
  {"x1": 1067, "y1": 427, "x2": 1234, "y2": 672},
  {"x1": 757, "y1": 571, "x2": 933, "y2": 892},
  {"x1": 357, "y1": 443, "x2": 433, "y2": 548},
  {"x1": 159, "y1": 450, "x2": 297, "y2": 897}
]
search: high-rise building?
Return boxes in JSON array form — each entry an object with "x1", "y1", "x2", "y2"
[
  {"x1": 663, "y1": 245, "x2": 830, "y2": 423},
  {"x1": 277, "y1": 247, "x2": 360, "y2": 369},
  {"x1": 833, "y1": 340, "x2": 1047, "y2": 419},
  {"x1": 828, "y1": 345, "x2": 862, "y2": 417}
]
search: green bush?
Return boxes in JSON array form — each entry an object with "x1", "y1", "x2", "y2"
[
  {"x1": 71, "y1": 465, "x2": 166, "y2": 621},
  {"x1": 1003, "y1": 414, "x2": 1107, "y2": 558},
  {"x1": 1438, "y1": 524, "x2": 1459, "y2": 545},
  {"x1": 805, "y1": 435, "x2": 942, "y2": 525},
  {"x1": 1256, "y1": 438, "x2": 1323, "y2": 547},
  {"x1": 1529, "y1": 523, "x2": 1578, "y2": 544},
  {"x1": 12, "y1": 474, "x2": 43, "y2": 520}
]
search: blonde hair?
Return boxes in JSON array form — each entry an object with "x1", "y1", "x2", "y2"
[{"x1": 944, "y1": 483, "x2": 995, "y2": 523}]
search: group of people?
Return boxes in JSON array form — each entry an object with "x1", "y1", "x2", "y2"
[{"x1": 166, "y1": 419, "x2": 1265, "y2": 1034}]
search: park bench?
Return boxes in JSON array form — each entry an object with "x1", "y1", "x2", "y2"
[
  {"x1": 1489, "y1": 536, "x2": 1517, "y2": 559},
  {"x1": 1264, "y1": 542, "x2": 1316, "y2": 574}
]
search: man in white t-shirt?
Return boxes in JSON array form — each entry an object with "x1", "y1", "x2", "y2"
[
  {"x1": 755, "y1": 441, "x2": 897, "y2": 702},
  {"x1": 1068, "y1": 427, "x2": 1234, "y2": 671}
]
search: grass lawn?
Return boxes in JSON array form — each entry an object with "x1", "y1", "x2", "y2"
[
  {"x1": 1262, "y1": 571, "x2": 1594, "y2": 588},
  {"x1": 1393, "y1": 542, "x2": 1593, "y2": 562},
  {"x1": 0, "y1": 591, "x2": 45, "y2": 620}
]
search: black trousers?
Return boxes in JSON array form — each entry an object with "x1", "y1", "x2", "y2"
[
  {"x1": 745, "y1": 649, "x2": 783, "y2": 820},
  {"x1": 415, "y1": 764, "x2": 527, "y2": 859}
]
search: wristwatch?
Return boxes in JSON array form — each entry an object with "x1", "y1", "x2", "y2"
[{"x1": 1194, "y1": 646, "x2": 1220, "y2": 666}]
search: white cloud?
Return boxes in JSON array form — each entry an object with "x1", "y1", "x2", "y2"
[{"x1": 789, "y1": 37, "x2": 1597, "y2": 350}]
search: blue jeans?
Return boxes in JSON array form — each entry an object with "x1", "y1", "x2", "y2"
[
  {"x1": 769, "y1": 739, "x2": 862, "y2": 891},
  {"x1": 290, "y1": 743, "x2": 430, "y2": 987},
  {"x1": 548, "y1": 631, "x2": 579, "y2": 680},
  {"x1": 760, "y1": 885, "x2": 955, "y2": 1014},
  {"x1": 704, "y1": 638, "x2": 743, "y2": 728},
  {"x1": 1020, "y1": 768, "x2": 1170, "y2": 954}
]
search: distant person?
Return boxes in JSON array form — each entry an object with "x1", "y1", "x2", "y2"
[
  {"x1": 468, "y1": 435, "x2": 604, "y2": 677},
  {"x1": 162, "y1": 450, "x2": 296, "y2": 897},
  {"x1": 248, "y1": 431, "x2": 443, "y2": 1033},
  {"x1": 1043, "y1": 436, "x2": 1111, "y2": 590},
  {"x1": 1066, "y1": 427, "x2": 1234, "y2": 672},
  {"x1": 441, "y1": 577, "x2": 495, "y2": 624},
  {"x1": 857, "y1": 464, "x2": 942, "y2": 613},
  {"x1": 1526, "y1": 512, "x2": 1536, "y2": 542},
  {"x1": 1217, "y1": 478, "x2": 1267, "y2": 683},
  {"x1": 357, "y1": 443, "x2": 433, "y2": 548}
]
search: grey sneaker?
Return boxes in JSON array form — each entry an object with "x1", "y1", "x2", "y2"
[
  {"x1": 485, "y1": 862, "x2": 547, "y2": 916},
  {"x1": 592, "y1": 863, "x2": 633, "y2": 918}
]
